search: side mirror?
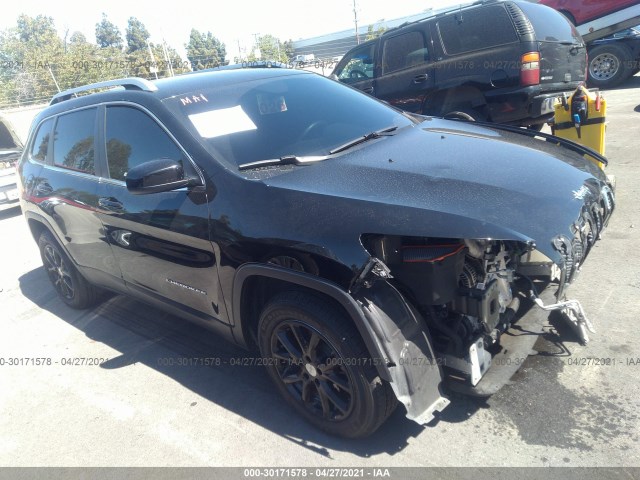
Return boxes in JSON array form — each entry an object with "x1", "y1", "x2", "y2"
[{"x1": 126, "y1": 158, "x2": 199, "y2": 195}]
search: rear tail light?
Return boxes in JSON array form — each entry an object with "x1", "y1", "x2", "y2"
[{"x1": 520, "y1": 52, "x2": 540, "y2": 86}]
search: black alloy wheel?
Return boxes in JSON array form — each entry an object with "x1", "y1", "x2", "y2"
[
  {"x1": 270, "y1": 320, "x2": 354, "y2": 421},
  {"x1": 258, "y1": 292, "x2": 397, "y2": 438},
  {"x1": 43, "y1": 242, "x2": 75, "y2": 301},
  {"x1": 38, "y1": 231, "x2": 104, "y2": 309}
]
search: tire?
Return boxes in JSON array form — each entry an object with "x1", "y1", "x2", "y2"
[
  {"x1": 38, "y1": 231, "x2": 104, "y2": 309},
  {"x1": 258, "y1": 291, "x2": 396, "y2": 438},
  {"x1": 442, "y1": 108, "x2": 487, "y2": 122},
  {"x1": 587, "y1": 43, "x2": 634, "y2": 89},
  {"x1": 264, "y1": 252, "x2": 319, "y2": 275}
]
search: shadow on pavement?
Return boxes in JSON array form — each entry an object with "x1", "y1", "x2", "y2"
[
  {"x1": 19, "y1": 265, "x2": 484, "y2": 457},
  {"x1": 602, "y1": 73, "x2": 640, "y2": 91},
  {"x1": 0, "y1": 205, "x2": 21, "y2": 220}
]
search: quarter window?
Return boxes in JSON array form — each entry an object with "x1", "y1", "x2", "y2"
[
  {"x1": 105, "y1": 106, "x2": 186, "y2": 182},
  {"x1": 52, "y1": 108, "x2": 96, "y2": 174},
  {"x1": 438, "y1": 5, "x2": 518, "y2": 55},
  {"x1": 31, "y1": 118, "x2": 53, "y2": 162}
]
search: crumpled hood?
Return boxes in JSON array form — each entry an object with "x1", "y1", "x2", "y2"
[{"x1": 258, "y1": 118, "x2": 612, "y2": 263}]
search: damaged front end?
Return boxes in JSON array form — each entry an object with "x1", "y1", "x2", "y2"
[{"x1": 352, "y1": 180, "x2": 615, "y2": 422}]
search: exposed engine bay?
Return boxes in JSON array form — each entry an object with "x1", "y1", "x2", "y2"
[{"x1": 361, "y1": 235, "x2": 593, "y2": 389}]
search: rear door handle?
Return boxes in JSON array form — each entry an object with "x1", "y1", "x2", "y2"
[
  {"x1": 413, "y1": 74, "x2": 429, "y2": 83},
  {"x1": 362, "y1": 86, "x2": 374, "y2": 94},
  {"x1": 98, "y1": 197, "x2": 124, "y2": 212}
]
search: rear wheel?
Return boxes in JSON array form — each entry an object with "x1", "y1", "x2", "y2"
[
  {"x1": 587, "y1": 43, "x2": 634, "y2": 89},
  {"x1": 38, "y1": 231, "x2": 104, "y2": 309},
  {"x1": 258, "y1": 291, "x2": 396, "y2": 438}
]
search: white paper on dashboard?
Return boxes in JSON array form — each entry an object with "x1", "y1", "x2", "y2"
[{"x1": 188, "y1": 106, "x2": 257, "y2": 138}]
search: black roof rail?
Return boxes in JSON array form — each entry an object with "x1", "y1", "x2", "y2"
[{"x1": 50, "y1": 78, "x2": 158, "y2": 105}]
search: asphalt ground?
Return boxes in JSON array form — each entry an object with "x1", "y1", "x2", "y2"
[{"x1": 0, "y1": 74, "x2": 639, "y2": 471}]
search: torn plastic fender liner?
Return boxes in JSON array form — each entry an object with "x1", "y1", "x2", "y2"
[{"x1": 352, "y1": 265, "x2": 450, "y2": 424}]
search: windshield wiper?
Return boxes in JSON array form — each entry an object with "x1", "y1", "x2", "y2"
[
  {"x1": 329, "y1": 126, "x2": 398, "y2": 155},
  {"x1": 238, "y1": 126, "x2": 399, "y2": 170},
  {"x1": 238, "y1": 155, "x2": 328, "y2": 171}
]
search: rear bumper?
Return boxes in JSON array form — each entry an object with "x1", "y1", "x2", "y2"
[
  {"x1": 485, "y1": 84, "x2": 580, "y2": 125},
  {"x1": 0, "y1": 179, "x2": 19, "y2": 209},
  {"x1": 530, "y1": 92, "x2": 565, "y2": 118}
]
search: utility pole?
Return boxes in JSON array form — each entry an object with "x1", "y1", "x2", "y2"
[
  {"x1": 48, "y1": 66, "x2": 61, "y2": 93},
  {"x1": 161, "y1": 39, "x2": 175, "y2": 77},
  {"x1": 147, "y1": 40, "x2": 158, "y2": 79},
  {"x1": 353, "y1": 0, "x2": 360, "y2": 45},
  {"x1": 252, "y1": 33, "x2": 261, "y2": 60}
]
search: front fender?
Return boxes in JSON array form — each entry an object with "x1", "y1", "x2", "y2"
[
  {"x1": 231, "y1": 263, "x2": 392, "y2": 381},
  {"x1": 353, "y1": 279, "x2": 450, "y2": 424},
  {"x1": 232, "y1": 263, "x2": 450, "y2": 424}
]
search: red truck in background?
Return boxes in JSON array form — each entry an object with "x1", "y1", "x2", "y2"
[
  {"x1": 538, "y1": 0, "x2": 640, "y2": 87},
  {"x1": 538, "y1": 0, "x2": 638, "y2": 26}
]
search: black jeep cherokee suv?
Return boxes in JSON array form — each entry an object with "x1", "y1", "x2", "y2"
[
  {"x1": 332, "y1": 0, "x2": 587, "y2": 127},
  {"x1": 18, "y1": 69, "x2": 614, "y2": 437}
]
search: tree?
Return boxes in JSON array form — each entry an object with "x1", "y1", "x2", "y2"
[
  {"x1": 365, "y1": 23, "x2": 386, "y2": 41},
  {"x1": 252, "y1": 34, "x2": 288, "y2": 63},
  {"x1": 95, "y1": 13, "x2": 123, "y2": 49},
  {"x1": 16, "y1": 14, "x2": 59, "y2": 45},
  {"x1": 69, "y1": 31, "x2": 87, "y2": 45},
  {"x1": 5, "y1": 14, "x2": 65, "y2": 104},
  {"x1": 0, "y1": 12, "x2": 190, "y2": 108},
  {"x1": 125, "y1": 17, "x2": 150, "y2": 53},
  {"x1": 185, "y1": 29, "x2": 226, "y2": 70},
  {"x1": 283, "y1": 40, "x2": 295, "y2": 63}
]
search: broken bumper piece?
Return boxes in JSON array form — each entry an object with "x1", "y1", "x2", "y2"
[{"x1": 444, "y1": 285, "x2": 556, "y2": 397}]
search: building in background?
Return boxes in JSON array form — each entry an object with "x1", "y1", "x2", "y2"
[{"x1": 292, "y1": 11, "x2": 436, "y2": 61}]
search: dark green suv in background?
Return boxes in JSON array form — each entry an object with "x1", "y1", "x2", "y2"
[{"x1": 332, "y1": 0, "x2": 587, "y2": 127}]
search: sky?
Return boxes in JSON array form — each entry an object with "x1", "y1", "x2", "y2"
[{"x1": 0, "y1": 0, "x2": 467, "y2": 60}]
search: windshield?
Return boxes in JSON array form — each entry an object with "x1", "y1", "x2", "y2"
[{"x1": 165, "y1": 73, "x2": 412, "y2": 168}]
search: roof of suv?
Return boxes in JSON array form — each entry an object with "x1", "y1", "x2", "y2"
[
  {"x1": 377, "y1": 0, "x2": 513, "y2": 36},
  {"x1": 48, "y1": 68, "x2": 310, "y2": 110}
]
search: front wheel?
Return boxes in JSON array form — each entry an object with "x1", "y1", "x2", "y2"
[{"x1": 258, "y1": 292, "x2": 396, "y2": 438}]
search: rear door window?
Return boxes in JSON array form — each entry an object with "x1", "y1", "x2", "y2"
[
  {"x1": 381, "y1": 31, "x2": 429, "y2": 74},
  {"x1": 52, "y1": 108, "x2": 97, "y2": 174},
  {"x1": 438, "y1": 5, "x2": 518, "y2": 55}
]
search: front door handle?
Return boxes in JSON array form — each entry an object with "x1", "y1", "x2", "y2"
[
  {"x1": 362, "y1": 86, "x2": 374, "y2": 94},
  {"x1": 98, "y1": 197, "x2": 124, "y2": 212},
  {"x1": 413, "y1": 74, "x2": 429, "y2": 84}
]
